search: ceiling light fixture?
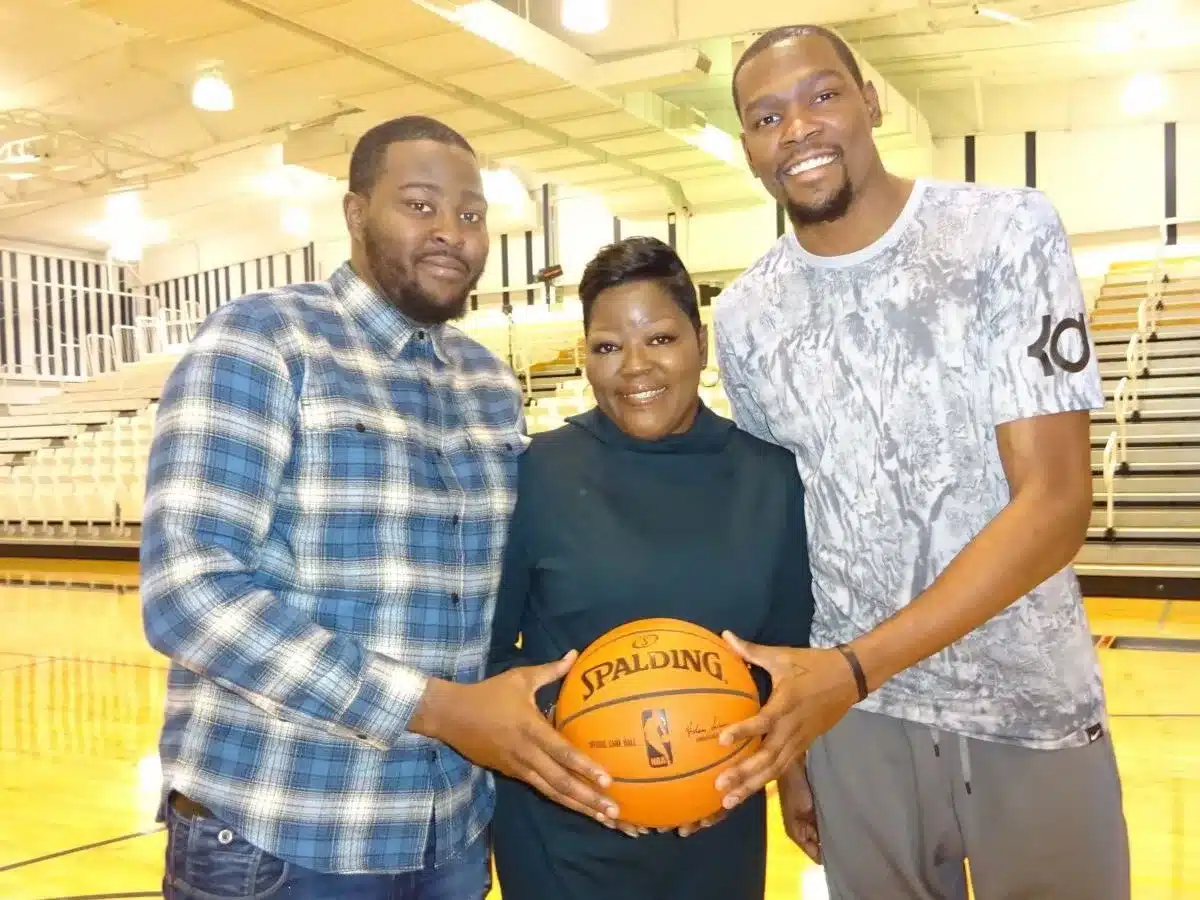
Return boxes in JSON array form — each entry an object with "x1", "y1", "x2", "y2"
[
  {"x1": 561, "y1": 0, "x2": 609, "y2": 34},
  {"x1": 973, "y1": 5, "x2": 1033, "y2": 26},
  {"x1": 192, "y1": 71, "x2": 234, "y2": 112},
  {"x1": 281, "y1": 206, "x2": 311, "y2": 237},
  {"x1": 1096, "y1": 22, "x2": 1135, "y2": 53},
  {"x1": 683, "y1": 124, "x2": 743, "y2": 167},
  {"x1": 1121, "y1": 71, "x2": 1167, "y2": 115},
  {"x1": 105, "y1": 191, "x2": 142, "y2": 220},
  {"x1": 481, "y1": 168, "x2": 529, "y2": 208},
  {"x1": 255, "y1": 163, "x2": 335, "y2": 198},
  {"x1": 108, "y1": 233, "x2": 145, "y2": 263},
  {"x1": 0, "y1": 139, "x2": 40, "y2": 165},
  {"x1": 85, "y1": 190, "x2": 167, "y2": 262}
]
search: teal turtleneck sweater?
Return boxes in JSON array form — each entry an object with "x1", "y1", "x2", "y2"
[{"x1": 487, "y1": 402, "x2": 814, "y2": 900}]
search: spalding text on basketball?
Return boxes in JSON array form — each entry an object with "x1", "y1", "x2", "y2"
[{"x1": 578, "y1": 648, "x2": 726, "y2": 701}]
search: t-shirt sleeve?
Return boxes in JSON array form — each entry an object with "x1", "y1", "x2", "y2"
[{"x1": 985, "y1": 190, "x2": 1106, "y2": 426}]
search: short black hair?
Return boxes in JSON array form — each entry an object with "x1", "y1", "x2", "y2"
[
  {"x1": 348, "y1": 115, "x2": 476, "y2": 196},
  {"x1": 731, "y1": 25, "x2": 864, "y2": 118},
  {"x1": 578, "y1": 237, "x2": 700, "y2": 333}
]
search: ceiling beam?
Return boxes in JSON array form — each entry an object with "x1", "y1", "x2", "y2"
[
  {"x1": 212, "y1": 0, "x2": 693, "y2": 212},
  {"x1": 526, "y1": 0, "x2": 925, "y2": 56}
]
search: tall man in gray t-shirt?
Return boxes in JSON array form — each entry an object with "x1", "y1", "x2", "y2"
[{"x1": 709, "y1": 25, "x2": 1130, "y2": 900}]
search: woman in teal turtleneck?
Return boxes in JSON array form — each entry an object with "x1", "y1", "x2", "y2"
[{"x1": 486, "y1": 237, "x2": 816, "y2": 900}]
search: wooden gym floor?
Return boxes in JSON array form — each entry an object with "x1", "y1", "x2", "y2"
[{"x1": 0, "y1": 559, "x2": 1196, "y2": 900}]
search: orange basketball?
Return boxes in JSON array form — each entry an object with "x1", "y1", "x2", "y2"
[{"x1": 554, "y1": 617, "x2": 762, "y2": 829}]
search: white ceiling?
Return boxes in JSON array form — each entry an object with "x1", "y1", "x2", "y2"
[{"x1": 0, "y1": 0, "x2": 1197, "y2": 256}]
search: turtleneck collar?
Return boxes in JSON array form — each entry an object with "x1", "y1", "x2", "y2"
[{"x1": 566, "y1": 401, "x2": 733, "y2": 455}]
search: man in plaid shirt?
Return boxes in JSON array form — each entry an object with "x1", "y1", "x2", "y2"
[{"x1": 141, "y1": 116, "x2": 618, "y2": 900}]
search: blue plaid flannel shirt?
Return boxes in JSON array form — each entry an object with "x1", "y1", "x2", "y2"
[{"x1": 141, "y1": 262, "x2": 526, "y2": 874}]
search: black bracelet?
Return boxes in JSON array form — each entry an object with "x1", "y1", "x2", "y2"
[{"x1": 835, "y1": 643, "x2": 869, "y2": 702}]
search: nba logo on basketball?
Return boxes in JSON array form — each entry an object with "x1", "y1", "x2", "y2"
[{"x1": 641, "y1": 709, "x2": 674, "y2": 768}]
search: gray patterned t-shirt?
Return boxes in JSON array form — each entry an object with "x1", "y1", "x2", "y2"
[{"x1": 713, "y1": 178, "x2": 1107, "y2": 749}]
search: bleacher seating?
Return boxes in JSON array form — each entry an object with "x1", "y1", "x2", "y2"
[
  {"x1": 0, "y1": 298, "x2": 664, "y2": 542},
  {"x1": 0, "y1": 360, "x2": 165, "y2": 542},
  {"x1": 1080, "y1": 253, "x2": 1200, "y2": 595},
  {"x1": 3, "y1": 256, "x2": 1196, "y2": 600},
  {"x1": 0, "y1": 294, "x2": 737, "y2": 550}
]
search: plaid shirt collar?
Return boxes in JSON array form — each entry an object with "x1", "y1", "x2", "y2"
[{"x1": 331, "y1": 261, "x2": 452, "y2": 364}]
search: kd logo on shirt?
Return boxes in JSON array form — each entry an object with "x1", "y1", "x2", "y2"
[{"x1": 1026, "y1": 313, "x2": 1091, "y2": 376}]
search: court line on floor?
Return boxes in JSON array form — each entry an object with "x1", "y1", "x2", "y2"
[
  {"x1": 0, "y1": 652, "x2": 166, "y2": 672},
  {"x1": 1110, "y1": 712, "x2": 1200, "y2": 718},
  {"x1": 0, "y1": 829, "x2": 165, "y2": 874},
  {"x1": 0, "y1": 579, "x2": 138, "y2": 592},
  {"x1": 36, "y1": 893, "x2": 158, "y2": 900},
  {"x1": 0, "y1": 659, "x2": 49, "y2": 674}
]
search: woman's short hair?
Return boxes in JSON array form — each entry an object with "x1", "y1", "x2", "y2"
[{"x1": 577, "y1": 237, "x2": 701, "y2": 333}]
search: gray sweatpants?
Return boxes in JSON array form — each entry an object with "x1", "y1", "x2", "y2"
[{"x1": 806, "y1": 708, "x2": 1131, "y2": 900}]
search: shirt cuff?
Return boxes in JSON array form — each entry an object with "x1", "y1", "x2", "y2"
[{"x1": 339, "y1": 654, "x2": 431, "y2": 750}]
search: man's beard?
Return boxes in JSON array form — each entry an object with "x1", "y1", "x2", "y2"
[
  {"x1": 786, "y1": 180, "x2": 854, "y2": 227},
  {"x1": 363, "y1": 226, "x2": 479, "y2": 325}
]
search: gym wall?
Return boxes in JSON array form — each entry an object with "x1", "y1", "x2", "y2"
[{"x1": 123, "y1": 118, "x2": 1200, "y2": 315}]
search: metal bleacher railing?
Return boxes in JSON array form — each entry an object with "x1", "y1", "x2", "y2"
[
  {"x1": 0, "y1": 262, "x2": 209, "y2": 539},
  {"x1": 0, "y1": 276, "x2": 571, "y2": 542},
  {"x1": 0, "y1": 265, "x2": 738, "y2": 544},
  {"x1": 1098, "y1": 215, "x2": 1199, "y2": 537}
]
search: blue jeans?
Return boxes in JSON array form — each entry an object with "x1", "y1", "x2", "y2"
[{"x1": 162, "y1": 801, "x2": 490, "y2": 900}]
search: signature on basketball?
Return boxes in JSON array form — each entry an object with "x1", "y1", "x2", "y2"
[{"x1": 685, "y1": 716, "x2": 727, "y2": 743}]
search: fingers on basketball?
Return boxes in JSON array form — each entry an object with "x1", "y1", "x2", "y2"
[
  {"x1": 721, "y1": 707, "x2": 803, "y2": 798},
  {"x1": 720, "y1": 747, "x2": 778, "y2": 806},
  {"x1": 525, "y1": 742, "x2": 616, "y2": 819},
  {"x1": 719, "y1": 708, "x2": 771, "y2": 747},
  {"x1": 529, "y1": 651, "x2": 576, "y2": 690},
  {"x1": 531, "y1": 716, "x2": 610, "y2": 786},
  {"x1": 758, "y1": 718, "x2": 808, "y2": 785},
  {"x1": 685, "y1": 809, "x2": 727, "y2": 836},
  {"x1": 522, "y1": 766, "x2": 611, "y2": 823},
  {"x1": 724, "y1": 631, "x2": 789, "y2": 674},
  {"x1": 720, "y1": 687, "x2": 784, "y2": 746},
  {"x1": 721, "y1": 631, "x2": 760, "y2": 664}
]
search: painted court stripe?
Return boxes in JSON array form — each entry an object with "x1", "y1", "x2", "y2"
[
  {"x1": 0, "y1": 829, "x2": 164, "y2": 873},
  {"x1": 0, "y1": 653, "x2": 165, "y2": 672},
  {"x1": 38, "y1": 893, "x2": 159, "y2": 900},
  {"x1": 0, "y1": 660, "x2": 47, "y2": 674},
  {"x1": 1108, "y1": 636, "x2": 1200, "y2": 653},
  {"x1": 1110, "y1": 713, "x2": 1200, "y2": 719}
]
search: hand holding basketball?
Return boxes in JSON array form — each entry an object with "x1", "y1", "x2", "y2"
[
  {"x1": 423, "y1": 651, "x2": 620, "y2": 825},
  {"x1": 554, "y1": 618, "x2": 763, "y2": 829},
  {"x1": 714, "y1": 635, "x2": 860, "y2": 810},
  {"x1": 676, "y1": 808, "x2": 728, "y2": 838}
]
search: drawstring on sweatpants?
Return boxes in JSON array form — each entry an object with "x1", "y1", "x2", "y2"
[
  {"x1": 959, "y1": 735, "x2": 972, "y2": 795},
  {"x1": 931, "y1": 730, "x2": 973, "y2": 796}
]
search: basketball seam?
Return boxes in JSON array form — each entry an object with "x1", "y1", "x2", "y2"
[
  {"x1": 576, "y1": 627, "x2": 737, "y2": 665},
  {"x1": 555, "y1": 686, "x2": 758, "y2": 730},
  {"x1": 608, "y1": 738, "x2": 757, "y2": 784}
]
